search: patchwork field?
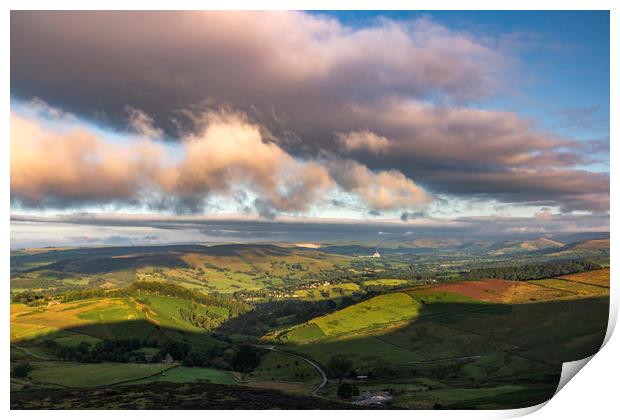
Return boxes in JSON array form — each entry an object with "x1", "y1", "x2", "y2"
[
  {"x1": 556, "y1": 267, "x2": 610, "y2": 287},
  {"x1": 528, "y1": 278, "x2": 609, "y2": 296},
  {"x1": 405, "y1": 279, "x2": 575, "y2": 304},
  {"x1": 9, "y1": 241, "x2": 610, "y2": 410},
  {"x1": 270, "y1": 270, "x2": 609, "y2": 408},
  {"x1": 11, "y1": 244, "x2": 350, "y2": 294}
]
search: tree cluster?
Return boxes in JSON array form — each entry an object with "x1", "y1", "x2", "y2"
[{"x1": 465, "y1": 260, "x2": 600, "y2": 281}]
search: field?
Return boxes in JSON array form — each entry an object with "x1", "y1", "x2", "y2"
[
  {"x1": 21, "y1": 361, "x2": 171, "y2": 388},
  {"x1": 10, "y1": 297, "x2": 147, "y2": 341},
  {"x1": 528, "y1": 278, "x2": 609, "y2": 296},
  {"x1": 405, "y1": 279, "x2": 575, "y2": 304},
  {"x1": 9, "y1": 241, "x2": 610, "y2": 409},
  {"x1": 556, "y1": 268, "x2": 610, "y2": 287},
  {"x1": 362, "y1": 279, "x2": 411, "y2": 287},
  {"x1": 273, "y1": 271, "x2": 609, "y2": 408},
  {"x1": 10, "y1": 244, "x2": 349, "y2": 294},
  {"x1": 293, "y1": 282, "x2": 360, "y2": 300},
  {"x1": 276, "y1": 292, "x2": 421, "y2": 342},
  {"x1": 126, "y1": 366, "x2": 238, "y2": 385}
]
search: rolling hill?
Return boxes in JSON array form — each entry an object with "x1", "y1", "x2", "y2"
[
  {"x1": 10, "y1": 243, "x2": 349, "y2": 293},
  {"x1": 269, "y1": 270, "x2": 609, "y2": 408}
]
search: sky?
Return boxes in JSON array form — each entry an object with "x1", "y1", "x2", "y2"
[{"x1": 9, "y1": 11, "x2": 610, "y2": 247}]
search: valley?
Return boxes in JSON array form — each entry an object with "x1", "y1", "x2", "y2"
[{"x1": 10, "y1": 236, "x2": 610, "y2": 409}]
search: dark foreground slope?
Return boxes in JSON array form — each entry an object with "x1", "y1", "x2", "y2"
[{"x1": 11, "y1": 381, "x2": 359, "y2": 410}]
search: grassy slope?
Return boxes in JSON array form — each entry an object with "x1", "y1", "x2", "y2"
[
  {"x1": 272, "y1": 272, "x2": 609, "y2": 408},
  {"x1": 251, "y1": 351, "x2": 319, "y2": 381},
  {"x1": 10, "y1": 293, "x2": 228, "y2": 358},
  {"x1": 277, "y1": 292, "x2": 421, "y2": 343},
  {"x1": 11, "y1": 244, "x2": 350, "y2": 293}
]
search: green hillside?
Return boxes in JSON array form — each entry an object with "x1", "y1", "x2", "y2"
[
  {"x1": 269, "y1": 274, "x2": 608, "y2": 408},
  {"x1": 10, "y1": 242, "x2": 610, "y2": 409},
  {"x1": 276, "y1": 292, "x2": 421, "y2": 342},
  {"x1": 10, "y1": 243, "x2": 350, "y2": 294}
]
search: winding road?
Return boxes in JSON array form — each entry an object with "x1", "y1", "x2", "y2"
[{"x1": 254, "y1": 344, "x2": 327, "y2": 395}]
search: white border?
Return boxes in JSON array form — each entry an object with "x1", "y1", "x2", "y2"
[{"x1": 2, "y1": 1, "x2": 617, "y2": 419}]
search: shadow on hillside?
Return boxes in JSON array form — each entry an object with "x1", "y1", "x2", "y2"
[
  {"x1": 12, "y1": 294, "x2": 609, "y2": 409},
  {"x1": 12, "y1": 243, "x2": 299, "y2": 274},
  {"x1": 13, "y1": 319, "x2": 227, "y2": 352},
  {"x1": 249, "y1": 295, "x2": 610, "y2": 409}
]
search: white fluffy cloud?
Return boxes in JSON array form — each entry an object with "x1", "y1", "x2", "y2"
[{"x1": 11, "y1": 104, "x2": 432, "y2": 216}]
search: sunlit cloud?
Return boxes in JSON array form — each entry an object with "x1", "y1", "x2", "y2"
[{"x1": 11, "y1": 102, "x2": 432, "y2": 216}]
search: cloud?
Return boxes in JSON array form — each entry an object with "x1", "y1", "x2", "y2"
[
  {"x1": 429, "y1": 169, "x2": 609, "y2": 213},
  {"x1": 337, "y1": 99, "x2": 608, "y2": 212},
  {"x1": 400, "y1": 211, "x2": 428, "y2": 222},
  {"x1": 125, "y1": 106, "x2": 164, "y2": 139},
  {"x1": 160, "y1": 110, "x2": 336, "y2": 214},
  {"x1": 10, "y1": 112, "x2": 165, "y2": 208},
  {"x1": 9, "y1": 11, "x2": 608, "y2": 213},
  {"x1": 11, "y1": 12, "x2": 503, "y2": 127},
  {"x1": 330, "y1": 159, "x2": 432, "y2": 211},
  {"x1": 10, "y1": 211, "x2": 609, "y2": 249},
  {"x1": 336, "y1": 130, "x2": 391, "y2": 155},
  {"x1": 10, "y1": 106, "x2": 431, "y2": 215},
  {"x1": 534, "y1": 207, "x2": 554, "y2": 221}
]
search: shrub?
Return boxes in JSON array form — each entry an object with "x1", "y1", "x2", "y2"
[
  {"x1": 12, "y1": 362, "x2": 35, "y2": 378},
  {"x1": 327, "y1": 354, "x2": 353, "y2": 381},
  {"x1": 231, "y1": 345, "x2": 261, "y2": 373},
  {"x1": 337, "y1": 383, "x2": 359, "y2": 399}
]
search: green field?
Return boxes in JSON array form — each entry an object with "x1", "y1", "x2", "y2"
[
  {"x1": 294, "y1": 282, "x2": 360, "y2": 300},
  {"x1": 362, "y1": 279, "x2": 410, "y2": 287},
  {"x1": 24, "y1": 361, "x2": 171, "y2": 387},
  {"x1": 248, "y1": 351, "x2": 321, "y2": 384},
  {"x1": 126, "y1": 366, "x2": 238, "y2": 385},
  {"x1": 278, "y1": 292, "x2": 421, "y2": 342}
]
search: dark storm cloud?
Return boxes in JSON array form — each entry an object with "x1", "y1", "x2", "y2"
[
  {"x1": 10, "y1": 11, "x2": 609, "y2": 213},
  {"x1": 414, "y1": 168, "x2": 610, "y2": 213},
  {"x1": 11, "y1": 11, "x2": 502, "y2": 132}
]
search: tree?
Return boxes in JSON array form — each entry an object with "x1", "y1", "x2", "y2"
[
  {"x1": 162, "y1": 341, "x2": 191, "y2": 360},
  {"x1": 337, "y1": 383, "x2": 359, "y2": 399},
  {"x1": 12, "y1": 362, "x2": 35, "y2": 378},
  {"x1": 327, "y1": 354, "x2": 353, "y2": 382},
  {"x1": 183, "y1": 351, "x2": 207, "y2": 367},
  {"x1": 231, "y1": 345, "x2": 261, "y2": 372}
]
